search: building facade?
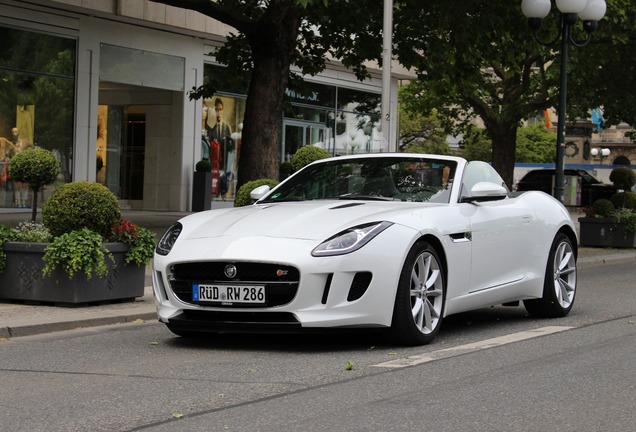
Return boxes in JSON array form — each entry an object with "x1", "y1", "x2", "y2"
[{"x1": 0, "y1": 0, "x2": 406, "y2": 211}]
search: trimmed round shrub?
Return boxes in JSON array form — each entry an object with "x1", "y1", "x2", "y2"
[
  {"x1": 609, "y1": 167, "x2": 636, "y2": 191},
  {"x1": 9, "y1": 147, "x2": 60, "y2": 222},
  {"x1": 234, "y1": 179, "x2": 279, "y2": 207},
  {"x1": 8, "y1": 148, "x2": 59, "y2": 190},
  {"x1": 195, "y1": 159, "x2": 212, "y2": 172},
  {"x1": 590, "y1": 199, "x2": 614, "y2": 218},
  {"x1": 610, "y1": 191, "x2": 636, "y2": 211},
  {"x1": 290, "y1": 146, "x2": 330, "y2": 172},
  {"x1": 43, "y1": 181, "x2": 121, "y2": 238}
]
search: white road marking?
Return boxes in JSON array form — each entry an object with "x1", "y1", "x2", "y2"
[{"x1": 374, "y1": 326, "x2": 574, "y2": 368}]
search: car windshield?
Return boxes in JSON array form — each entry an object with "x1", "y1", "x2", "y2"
[
  {"x1": 575, "y1": 170, "x2": 601, "y2": 184},
  {"x1": 261, "y1": 156, "x2": 458, "y2": 203}
]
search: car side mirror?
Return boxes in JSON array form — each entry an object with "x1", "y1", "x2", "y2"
[
  {"x1": 462, "y1": 182, "x2": 508, "y2": 203},
  {"x1": 250, "y1": 185, "x2": 271, "y2": 201}
]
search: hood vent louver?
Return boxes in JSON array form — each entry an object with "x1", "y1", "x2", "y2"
[{"x1": 329, "y1": 202, "x2": 366, "y2": 210}]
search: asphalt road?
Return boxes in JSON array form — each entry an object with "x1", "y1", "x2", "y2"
[{"x1": 1, "y1": 258, "x2": 634, "y2": 432}]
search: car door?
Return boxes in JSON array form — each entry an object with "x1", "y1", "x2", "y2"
[{"x1": 460, "y1": 162, "x2": 536, "y2": 294}]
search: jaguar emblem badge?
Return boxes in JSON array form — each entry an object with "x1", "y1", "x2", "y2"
[{"x1": 224, "y1": 264, "x2": 237, "y2": 279}]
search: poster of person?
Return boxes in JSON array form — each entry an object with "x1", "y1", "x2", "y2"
[{"x1": 202, "y1": 96, "x2": 243, "y2": 198}]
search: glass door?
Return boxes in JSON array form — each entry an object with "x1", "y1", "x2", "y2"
[{"x1": 282, "y1": 119, "x2": 327, "y2": 162}]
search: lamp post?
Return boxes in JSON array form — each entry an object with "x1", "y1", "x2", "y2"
[
  {"x1": 521, "y1": 0, "x2": 606, "y2": 203},
  {"x1": 590, "y1": 147, "x2": 610, "y2": 164},
  {"x1": 382, "y1": 0, "x2": 394, "y2": 152}
]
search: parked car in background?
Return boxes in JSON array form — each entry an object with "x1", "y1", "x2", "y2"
[{"x1": 515, "y1": 168, "x2": 616, "y2": 206}]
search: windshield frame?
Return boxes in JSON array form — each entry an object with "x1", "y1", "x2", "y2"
[{"x1": 258, "y1": 155, "x2": 462, "y2": 204}]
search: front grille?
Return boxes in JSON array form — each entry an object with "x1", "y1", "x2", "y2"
[{"x1": 169, "y1": 261, "x2": 300, "y2": 307}]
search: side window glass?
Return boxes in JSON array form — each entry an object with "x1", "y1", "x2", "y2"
[{"x1": 460, "y1": 161, "x2": 509, "y2": 199}]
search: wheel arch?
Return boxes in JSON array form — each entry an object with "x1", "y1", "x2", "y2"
[
  {"x1": 391, "y1": 233, "x2": 448, "y2": 313},
  {"x1": 417, "y1": 233, "x2": 449, "y2": 285},
  {"x1": 558, "y1": 225, "x2": 578, "y2": 259},
  {"x1": 389, "y1": 232, "x2": 449, "y2": 345}
]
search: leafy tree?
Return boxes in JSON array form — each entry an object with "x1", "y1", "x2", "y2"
[
  {"x1": 398, "y1": 106, "x2": 451, "y2": 155},
  {"x1": 149, "y1": 0, "x2": 383, "y2": 189},
  {"x1": 395, "y1": 0, "x2": 564, "y2": 187},
  {"x1": 457, "y1": 126, "x2": 492, "y2": 163},
  {"x1": 515, "y1": 123, "x2": 556, "y2": 163},
  {"x1": 567, "y1": 0, "x2": 636, "y2": 128},
  {"x1": 148, "y1": 0, "x2": 633, "y2": 192},
  {"x1": 394, "y1": 0, "x2": 631, "y2": 188},
  {"x1": 457, "y1": 123, "x2": 555, "y2": 164}
]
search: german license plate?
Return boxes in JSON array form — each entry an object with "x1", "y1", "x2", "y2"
[{"x1": 192, "y1": 284, "x2": 265, "y2": 304}]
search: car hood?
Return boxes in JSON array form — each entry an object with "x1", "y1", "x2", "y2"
[
  {"x1": 179, "y1": 200, "x2": 433, "y2": 241},
  {"x1": 588, "y1": 183, "x2": 615, "y2": 189}
]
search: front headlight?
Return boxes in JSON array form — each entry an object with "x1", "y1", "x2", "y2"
[
  {"x1": 312, "y1": 221, "x2": 393, "y2": 257},
  {"x1": 155, "y1": 222, "x2": 183, "y2": 256}
]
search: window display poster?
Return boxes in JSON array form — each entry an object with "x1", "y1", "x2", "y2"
[{"x1": 201, "y1": 96, "x2": 245, "y2": 198}]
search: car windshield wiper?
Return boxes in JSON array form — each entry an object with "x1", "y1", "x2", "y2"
[
  {"x1": 258, "y1": 197, "x2": 305, "y2": 203},
  {"x1": 338, "y1": 194, "x2": 398, "y2": 202}
]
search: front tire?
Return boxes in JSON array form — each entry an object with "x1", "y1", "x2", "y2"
[
  {"x1": 390, "y1": 241, "x2": 446, "y2": 346},
  {"x1": 524, "y1": 233, "x2": 577, "y2": 318}
]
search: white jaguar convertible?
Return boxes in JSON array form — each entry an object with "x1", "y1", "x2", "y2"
[{"x1": 153, "y1": 153, "x2": 577, "y2": 345}]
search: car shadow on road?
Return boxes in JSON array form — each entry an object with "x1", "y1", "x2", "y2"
[{"x1": 162, "y1": 305, "x2": 534, "y2": 353}]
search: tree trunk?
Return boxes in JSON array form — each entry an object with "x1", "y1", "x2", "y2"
[
  {"x1": 236, "y1": 4, "x2": 303, "y2": 189},
  {"x1": 31, "y1": 188, "x2": 39, "y2": 223},
  {"x1": 490, "y1": 124, "x2": 518, "y2": 190}
]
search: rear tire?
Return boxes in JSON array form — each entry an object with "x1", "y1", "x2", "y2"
[
  {"x1": 390, "y1": 241, "x2": 446, "y2": 346},
  {"x1": 524, "y1": 233, "x2": 577, "y2": 318}
]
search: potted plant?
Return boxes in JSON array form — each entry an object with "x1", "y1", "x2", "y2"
[
  {"x1": 192, "y1": 159, "x2": 212, "y2": 211},
  {"x1": 0, "y1": 179, "x2": 156, "y2": 305},
  {"x1": 579, "y1": 167, "x2": 636, "y2": 248}
]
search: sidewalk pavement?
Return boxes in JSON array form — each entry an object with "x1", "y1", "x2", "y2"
[{"x1": 1, "y1": 207, "x2": 635, "y2": 339}]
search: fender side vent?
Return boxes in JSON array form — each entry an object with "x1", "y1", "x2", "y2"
[{"x1": 321, "y1": 273, "x2": 333, "y2": 304}]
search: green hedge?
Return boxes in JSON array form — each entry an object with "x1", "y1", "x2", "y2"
[
  {"x1": 234, "y1": 179, "x2": 279, "y2": 207},
  {"x1": 43, "y1": 181, "x2": 121, "y2": 238},
  {"x1": 290, "y1": 146, "x2": 330, "y2": 172},
  {"x1": 610, "y1": 191, "x2": 636, "y2": 211}
]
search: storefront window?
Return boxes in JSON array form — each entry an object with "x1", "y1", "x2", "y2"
[
  {"x1": 0, "y1": 26, "x2": 75, "y2": 209},
  {"x1": 201, "y1": 95, "x2": 246, "y2": 199},
  {"x1": 200, "y1": 64, "x2": 383, "y2": 197},
  {"x1": 334, "y1": 87, "x2": 383, "y2": 154},
  {"x1": 201, "y1": 64, "x2": 248, "y2": 199}
]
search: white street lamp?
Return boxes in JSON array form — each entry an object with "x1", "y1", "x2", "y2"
[
  {"x1": 590, "y1": 147, "x2": 610, "y2": 164},
  {"x1": 521, "y1": 0, "x2": 606, "y2": 203}
]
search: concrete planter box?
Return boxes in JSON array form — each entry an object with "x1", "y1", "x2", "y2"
[
  {"x1": 0, "y1": 242, "x2": 145, "y2": 305},
  {"x1": 192, "y1": 171, "x2": 212, "y2": 212},
  {"x1": 578, "y1": 217, "x2": 636, "y2": 248}
]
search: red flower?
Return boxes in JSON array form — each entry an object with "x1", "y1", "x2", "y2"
[{"x1": 110, "y1": 219, "x2": 140, "y2": 243}]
